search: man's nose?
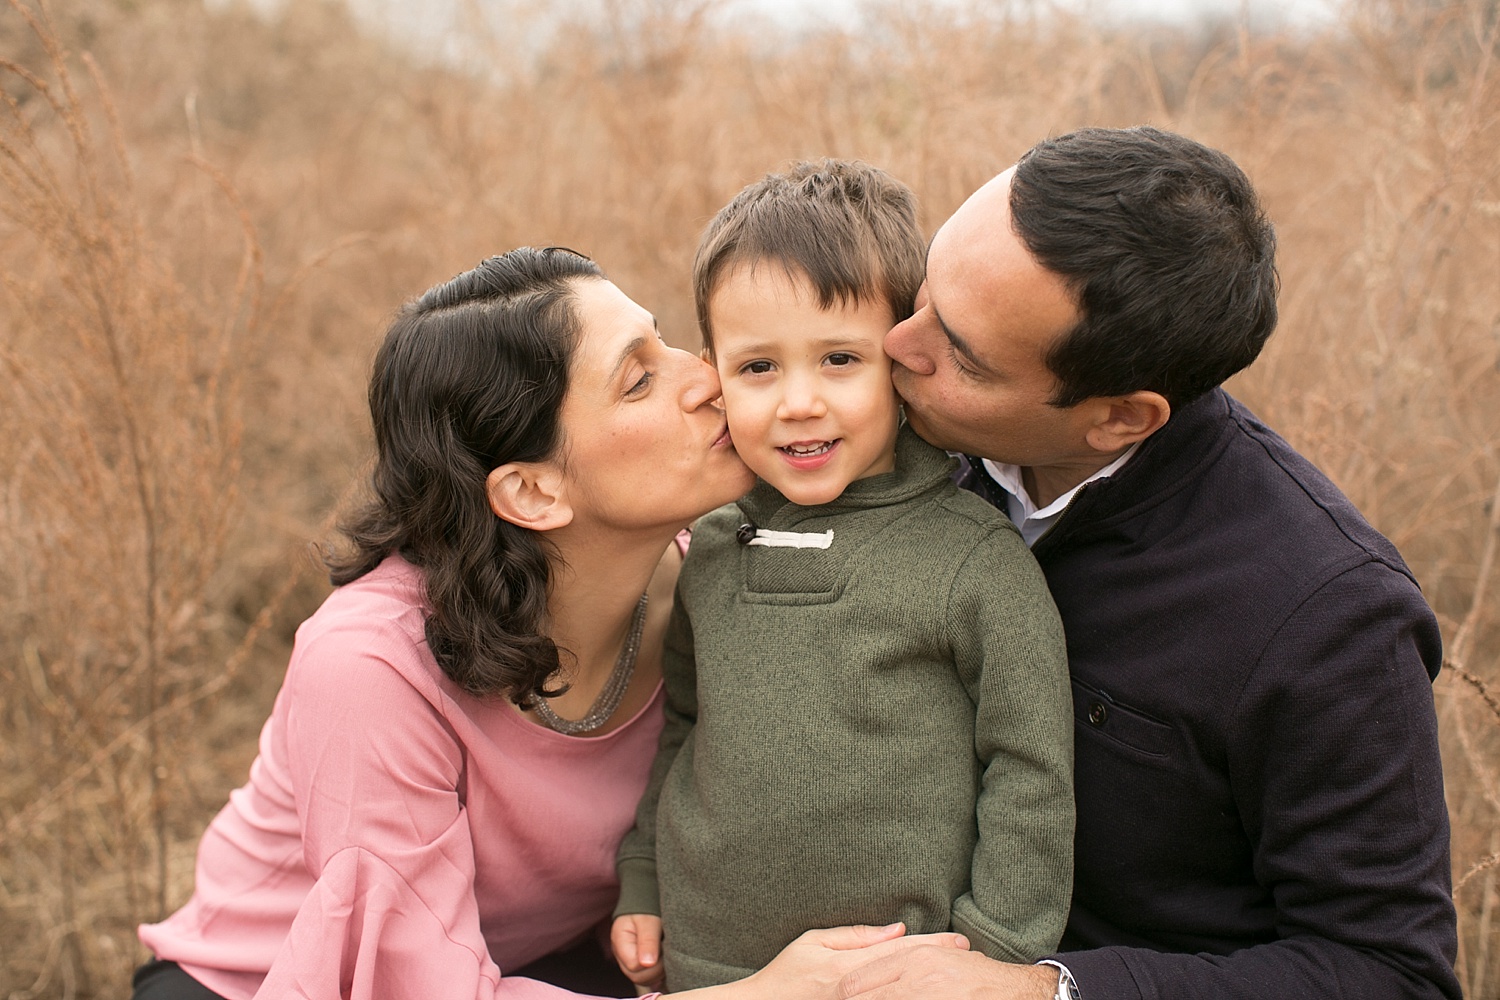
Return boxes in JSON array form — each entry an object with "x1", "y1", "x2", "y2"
[{"x1": 884, "y1": 315, "x2": 937, "y2": 376}]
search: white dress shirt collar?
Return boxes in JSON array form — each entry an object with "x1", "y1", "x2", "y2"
[{"x1": 982, "y1": 443, "x2": 1141, "y2": 547}]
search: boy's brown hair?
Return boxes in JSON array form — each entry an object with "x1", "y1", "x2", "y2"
[{"x1": 693, "y1": 159, "x2": 925, "y2": 351}]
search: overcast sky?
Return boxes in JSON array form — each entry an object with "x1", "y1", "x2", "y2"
[
  {"x1": 740, "y1": 0, "x2": 1339, "y2": 30},
  {"x1": 213, "y1": 0, "x2": 1346, "y2": 64}
]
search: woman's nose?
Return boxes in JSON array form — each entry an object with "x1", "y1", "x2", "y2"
[{"x1": 679, "y1": 350, "x2": 723, "y2": 411}]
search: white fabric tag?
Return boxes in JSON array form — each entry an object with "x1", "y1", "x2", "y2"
[{"x1": 746, "y1": 529, "x2": 834, "y2": 549}]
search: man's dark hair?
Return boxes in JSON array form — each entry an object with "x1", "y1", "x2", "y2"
[
  {"x1": 1011, "y1": 126, "x2": 1279, "y2": 408},
  {"x1": 693, "y1": 159, "x2": 925, "y2": 351}
]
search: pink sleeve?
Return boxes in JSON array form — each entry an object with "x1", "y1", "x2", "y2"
[{"x1": 252, "y1": 626, "x2": 620, "y2": 1000}]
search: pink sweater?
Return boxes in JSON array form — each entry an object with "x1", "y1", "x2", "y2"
[{"x1": 139, "y1": 556, "x2": 665, "y2": 1000}]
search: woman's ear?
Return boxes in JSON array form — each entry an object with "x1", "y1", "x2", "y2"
[
  {"x1": 1084, "y1": 390, "x2": 1171, "y2": 454},
  {"x1": 486, "y1": 462, "x2": 574, "y2": 531}
]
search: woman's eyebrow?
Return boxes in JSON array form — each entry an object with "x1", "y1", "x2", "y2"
[{"x1": 609, "y1": 336, "x2": 647, "y2": 380}]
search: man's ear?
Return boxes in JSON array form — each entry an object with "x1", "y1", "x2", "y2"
[
  {"x1": 1085, "y1": 391, "x2": 1171, "y2": 454},
  {"x1": 486, "y1": 462, "x2": 574, "y2": 531}
]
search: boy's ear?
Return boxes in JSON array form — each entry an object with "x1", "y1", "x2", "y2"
[
  {"x1": 1084, "y1": 390, "x2": 1171, "y2": 454},
  {"x1": 486, "y1": 462, "x2": 574, "y2": 532}
]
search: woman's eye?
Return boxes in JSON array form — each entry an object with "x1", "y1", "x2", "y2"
[
  {"x1": 826, "y1": 352, "x2": 856, "y2": 367},
  {"x1": 626, "y1": 371, "x2": 653, "y2": 396},
  {"x1": 741, "y1": 360, "x2": 774, "y2": 376}
]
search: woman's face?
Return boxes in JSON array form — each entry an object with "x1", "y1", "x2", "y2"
[{"x1": 556, "y1": 278, "x2": 753, "y2": 532}]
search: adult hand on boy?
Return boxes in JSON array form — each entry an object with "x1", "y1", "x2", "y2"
[
  {"x1": 692, "y1": 924, "x2": 970, "y2": 1000},
  {"x1": 611, "y1": 913, "x2": 666, "y2": 990},
  {"x1": 835, "y1": 945, "x2": 1055, "y2": 1000}
]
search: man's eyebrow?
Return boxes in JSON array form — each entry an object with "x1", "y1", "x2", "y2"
[
  {"x1": 922, "y1": 238, "x2": 993, "y2": 375},
  {"x1": 609, "y1": 335, "x2": 647, "y2": 381}
]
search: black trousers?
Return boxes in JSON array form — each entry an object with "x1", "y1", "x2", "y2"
[
  {"x1": 131, "y1": 961, "x2": 227, "y2": 1000},
  {"x1": 131, "y1": 936, "x2": 634, "y2": 999}
]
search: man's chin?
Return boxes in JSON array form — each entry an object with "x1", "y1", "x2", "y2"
[{"x1": 898, "y1": 402, "x2": 953, "y2": 452}]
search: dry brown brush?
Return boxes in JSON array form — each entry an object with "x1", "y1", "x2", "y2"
[
  {"x1": 0, "y1": 1, "x2": 305, "y2": 993},
  {"x1": 0, "y1": 0, "x2": 1496, "y2": 995}
]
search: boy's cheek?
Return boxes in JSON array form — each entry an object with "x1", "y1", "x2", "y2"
[
  {"x1": 719, "y1": 389, "x2": 763, "y2": 439},
  {"x1": 734, "y1": 436, "x2": 780, "y2": 486},
  {"x1": 718, "y1": 406, "x2": 770, "y2": 476}
]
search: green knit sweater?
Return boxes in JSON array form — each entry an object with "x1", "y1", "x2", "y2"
[{"x1": 615, "y1": 426, "x2": 1074, "y2": 990}]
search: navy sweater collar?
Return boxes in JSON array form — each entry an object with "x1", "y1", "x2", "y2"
[{"x1": 959, "y1": 388, "x2": 1238, "y2": 558}]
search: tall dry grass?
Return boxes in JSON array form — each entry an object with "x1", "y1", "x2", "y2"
[{"x1": 0, "y1": 0, "x2": 1496, "y2": 996}]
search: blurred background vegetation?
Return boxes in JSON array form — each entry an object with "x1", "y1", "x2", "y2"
[{"x1": 1, "y1": 0, "x2": 1497, "y2": 995}]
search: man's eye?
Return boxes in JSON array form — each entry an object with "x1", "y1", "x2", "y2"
[
  {"x1": 945, "y1": 344, "x2": 976, "y2": 378},
  {"x1": 626, "y1": 371, "x2": 653, "y2": 395}
]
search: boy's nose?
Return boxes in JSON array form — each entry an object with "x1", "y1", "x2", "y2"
[{"x1": 777, "y1": 374, "x2": 827, "y2": 421}]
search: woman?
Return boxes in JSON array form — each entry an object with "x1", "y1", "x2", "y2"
[{"x1": 133, "y1": 248, "x2": 963, "y2": 1000}]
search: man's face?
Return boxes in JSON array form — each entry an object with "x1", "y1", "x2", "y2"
[{"x1": 885, "y1": 168, "x2": 1096, "y2": 469}]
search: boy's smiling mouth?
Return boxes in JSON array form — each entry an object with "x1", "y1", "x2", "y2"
[{"x1": 777, "y1": 439, "x2": 841, "y2": 470}]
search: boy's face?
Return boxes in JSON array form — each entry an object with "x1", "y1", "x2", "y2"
[{"x1": 708, "y1": 262, "x2": 900, "y2": 506}]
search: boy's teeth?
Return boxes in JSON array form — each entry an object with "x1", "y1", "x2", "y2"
[{"x1": 783, "y1": 441, "x2": 833, "y2": 456}]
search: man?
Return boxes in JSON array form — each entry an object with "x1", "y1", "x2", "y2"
[{"x1": 845, "y1": 127, "x2": 1460, "y2": 1000}]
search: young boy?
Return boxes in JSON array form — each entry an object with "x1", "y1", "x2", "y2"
[{"x1": 611, "y1": 160, "x2": 1074, "y2": 992}]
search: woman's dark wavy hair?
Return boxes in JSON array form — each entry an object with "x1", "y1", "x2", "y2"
[{"x1": 326, "y1": 247, "x2": 603, "y2": 706}]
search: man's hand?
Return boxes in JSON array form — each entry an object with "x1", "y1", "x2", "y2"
[
  {"x1": 678, "y1": 924, "x2": 971, "y2": 1000},
  {"x1": 611, "y1": 913, "x2": 665, "y2": 991},
  {"x1": 836, "y1": 945, "x2": 1057, "y2": 1000}
]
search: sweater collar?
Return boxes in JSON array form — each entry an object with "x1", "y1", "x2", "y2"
[
  {"x1": 1098, "y1": 387, "x2": 1234, "y2": 496},
  {"x1": 737, "y1": 422, "x2": 956, "y2": 528},
  {"x1": 1030, "y1": 387, "x2": 1236, "y2": 552}
]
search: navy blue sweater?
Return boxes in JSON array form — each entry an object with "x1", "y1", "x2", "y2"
[{"x1": 957, "y1": 388, "x2": 1460, "y2": 1000}]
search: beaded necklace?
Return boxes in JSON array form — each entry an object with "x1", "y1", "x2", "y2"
[{"x1": 533, "y1": 593, "x2": 648, "y2": 735}]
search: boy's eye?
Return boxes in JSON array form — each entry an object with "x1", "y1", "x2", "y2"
[
  {"x1": 741, "y1": 360, "x2": 774, "y2": 376},
  {"x1": 825, "y1": 352, "x2": 856, "y2": 367}
]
